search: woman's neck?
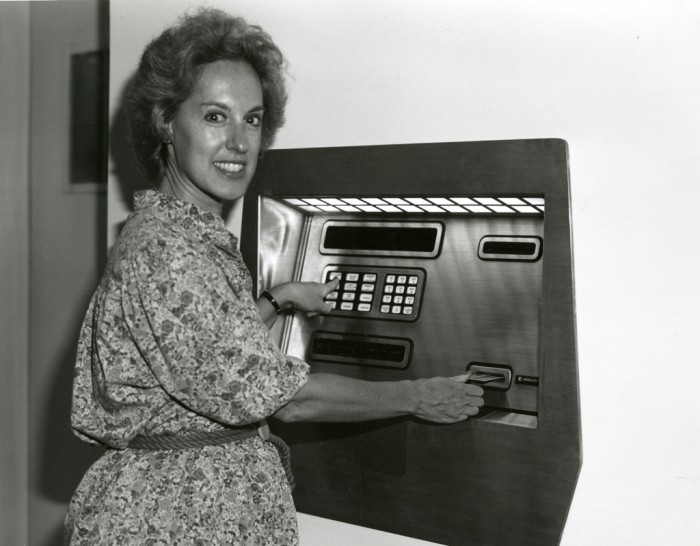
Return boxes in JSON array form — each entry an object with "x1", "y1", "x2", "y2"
[{"x1": 158, "y1": 160, "x2": 224, "y2": 216}]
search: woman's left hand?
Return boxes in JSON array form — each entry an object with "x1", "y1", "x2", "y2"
[{"x1": 271, "y1": 278, "x2": 340, "y2": 316}]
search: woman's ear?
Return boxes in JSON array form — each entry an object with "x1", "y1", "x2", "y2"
[{"x1": 152, "y1": 106, "x2": 173, "y2": 144}]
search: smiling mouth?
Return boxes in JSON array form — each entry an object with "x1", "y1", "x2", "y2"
[{"x1": 214, "y1": 161, "x2": 245, "y2": 175}]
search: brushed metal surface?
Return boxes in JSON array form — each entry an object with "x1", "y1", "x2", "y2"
[
  {"x1": 257, "y1": 197, "x2": 308, "y2": 345},
  {"x1": 261, "y1": 206, "x2": 543, "y2": 415}
]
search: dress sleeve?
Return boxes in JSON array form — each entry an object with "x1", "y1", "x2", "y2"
[{"x1": 122, "y1": 230, "x2": 308, "y2": 426}]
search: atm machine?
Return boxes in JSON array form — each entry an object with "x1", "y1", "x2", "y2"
[{"x1": 241, "y1": 139, "x2": 581, "y2": 546}]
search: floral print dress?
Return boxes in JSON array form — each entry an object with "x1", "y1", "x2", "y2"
[{"x1": 65, "y1": 190, "x2": 309, "y2": 545}]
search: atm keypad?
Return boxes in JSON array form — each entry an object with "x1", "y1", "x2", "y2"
[{"x1": 323, "y1": 266, "x2": 424, "y2": 321}]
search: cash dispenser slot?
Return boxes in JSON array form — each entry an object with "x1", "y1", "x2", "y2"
[{"x1": 309, "y1": 331, "x2": 413, "y2": 369}]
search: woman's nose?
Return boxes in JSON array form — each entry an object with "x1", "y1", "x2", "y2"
[{"x1": 225, "y1": 123, "x2": 249, "y2": 152}]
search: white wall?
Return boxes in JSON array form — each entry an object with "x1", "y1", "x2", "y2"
[{"x1": 110, "y1": 1, "x2": 700, "y2": 544}]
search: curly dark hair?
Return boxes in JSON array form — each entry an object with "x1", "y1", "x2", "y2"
[{"x1": 125, "y1": 8, "x2": 288, "y2": 181}]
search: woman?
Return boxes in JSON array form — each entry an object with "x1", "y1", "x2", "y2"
[{"x1": 65, "y1": 8, "x2": 484, "y2": 545}]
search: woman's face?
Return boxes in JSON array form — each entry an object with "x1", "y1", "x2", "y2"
[{"x1": 162, "y1": 60, "x2": 264, "y2": 213}]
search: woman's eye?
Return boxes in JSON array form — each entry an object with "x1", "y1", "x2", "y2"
[
  {"x1": 246, "y1": 114, "x2": 262, "y2": 128},
  {"x1": 205, "y1": 112, "x2": 225, "y2": 122}
]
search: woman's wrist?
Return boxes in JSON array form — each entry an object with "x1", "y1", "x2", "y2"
[
  {"x1": 396, "y1": 380, "x2": 419, "y2": 416},
  {"x1": 260, "y1": 290, "x2": 282, "y2": 314},
  {"x1": 267, "y1": 283, "x2": 294, "y2": 312}
]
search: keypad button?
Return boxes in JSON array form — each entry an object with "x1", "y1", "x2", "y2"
[{"x1": 325, "y1": 268, "x2": 422, "y2": 319}]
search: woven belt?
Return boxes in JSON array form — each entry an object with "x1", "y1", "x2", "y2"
[{"x1": 127, "y1": 421, "x2": 295, "y2": 490}]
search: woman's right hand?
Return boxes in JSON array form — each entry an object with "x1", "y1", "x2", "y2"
[
  {"x1": 274, "y1": 372, "x2": 484, "y2": 424},
  {"x1": 407, "y1": 373, "x2": 484, "y2": 423}
]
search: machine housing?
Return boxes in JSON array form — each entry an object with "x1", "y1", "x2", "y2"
[{"x1": 241, "y1": 139, "x2": 580, "y2": 546}]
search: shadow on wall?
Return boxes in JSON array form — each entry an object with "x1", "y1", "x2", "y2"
[
  {"x1": 110, "y1": 73, "x2": 151, "y2": 214},
  {"x1": 35, "y1": 180, "x2": 109, "y2": 546},
  {"x1": 36, "y1": 291, "x2": 105, "y2": 546}
]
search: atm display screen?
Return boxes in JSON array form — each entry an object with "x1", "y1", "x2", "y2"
[
  {"x1": 324, "y1": 226, "x2": 438, "y2": 252},
  {"x1": 320, "y1": 221, "x2": 443, "y2": 257}
]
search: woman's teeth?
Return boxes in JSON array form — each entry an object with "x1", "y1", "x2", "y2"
[{"x1": 214, "y1": 161, "x2": 244, "y2": 173}]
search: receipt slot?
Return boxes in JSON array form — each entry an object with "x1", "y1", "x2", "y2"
[{"x1": 241, "y1": 139, "x2": 581, "y2": 546}]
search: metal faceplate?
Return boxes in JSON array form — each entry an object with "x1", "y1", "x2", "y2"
[{"x1": 258, "y1": 197, "x2": 543, "y2": 416}]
